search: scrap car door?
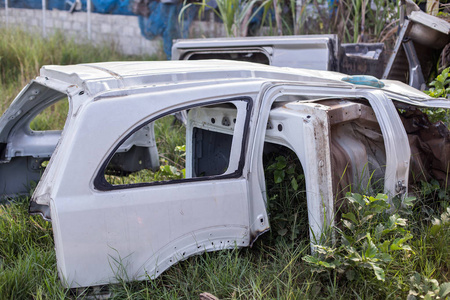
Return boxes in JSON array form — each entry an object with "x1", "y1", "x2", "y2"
[
  {"x1": 250, "y1": 84, "x2": 412, "y2": 247},
  {"x1": 37, "y1": 89, "x2": 264, "y2": 288}
]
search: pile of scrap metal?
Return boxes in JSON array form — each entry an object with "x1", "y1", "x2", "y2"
[
  {"x1": 172, "y1": 0, "x2": 450, "y2": 90},
  {"x1": 383, "y1": 0, "x2": 450, "y2": 90},
  {"x1": 171, "y1": 0, "x2": 450, "y2": 195}
]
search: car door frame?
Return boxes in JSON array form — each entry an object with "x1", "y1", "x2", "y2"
[
  {"x1": 41, "y1": 82, "x2": 270, "y2": 288},
  {"x1": 251, "y1": 83, "x2": 411, "y2": 246}
]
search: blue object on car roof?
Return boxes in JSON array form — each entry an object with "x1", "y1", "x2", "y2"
[{"x1": 341, "y1": 75, "x2": 385, "y2": 88}]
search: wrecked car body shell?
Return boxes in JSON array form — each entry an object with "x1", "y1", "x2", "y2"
[
  {"x1": 0, "y1": 61, "x2": 449, "y2": 288},
  {"x1": 172, "y1": 35, "x2": 386, "y2": 78}
]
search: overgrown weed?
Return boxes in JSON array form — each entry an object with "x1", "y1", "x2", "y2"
[
  {"x1": 302, "y1": 192, "x2": 450, "y2": 299},
  {"x1": 0, "y1": 198, "x2": 69, "y2": 299},
  {"x1": 0, "y1": 26, "x2": 160, "y2": 111}
]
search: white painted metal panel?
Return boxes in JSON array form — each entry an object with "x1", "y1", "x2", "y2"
[
  {"x1": 31, "y1": 83, "x2": 263, "y2": 288},
  {"x1": 53, "y1": 179, "x2": 250, "y2": 287}
]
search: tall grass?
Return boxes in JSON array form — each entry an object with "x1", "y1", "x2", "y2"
[
  {"x1": 0, "y1": 27, "x2": 159, "y2": 111},
  {"x1": 1, "y1": 191, "x2": 448, "y2": 298},
  {"x1": 0, "y1": 197, "x2": 69, "y2": 299}
]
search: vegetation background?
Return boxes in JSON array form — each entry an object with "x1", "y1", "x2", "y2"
[{"x1": 0, "y1": 1, "x2": 450, "y2": 297}]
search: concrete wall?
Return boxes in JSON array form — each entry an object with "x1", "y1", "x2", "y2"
[
  {"x1": 0, "y1": 8, "x2": 228, "y2": 57},
  {"x1": 0, "y1": 8, "x2": 164, "y2": 57}
]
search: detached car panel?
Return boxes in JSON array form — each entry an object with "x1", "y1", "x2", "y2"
[
  {"x1": 172, "y1": 35, "x2": 339, "y2": 71},
  {"x1": 1, "y1": 60, "x2": 449, "y2": 288}
]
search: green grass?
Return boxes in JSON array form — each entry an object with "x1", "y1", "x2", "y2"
[
  {"x1": 0, "y1": 26, "x2": 449, "y2": 299},
  {"x1": 0, "y1": 197, "x2": 69, "y2": 299},
  {"x1": 0, "y1": 27, "x2": 159, "y2": 112},
  {"x1": 29, "y1": 99, "x2": 70, "y2": 131},
  {"x1": 105, "y1": 115, "x2": 186, "y2": 185}
]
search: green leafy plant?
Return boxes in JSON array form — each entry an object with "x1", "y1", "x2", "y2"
[
  {"x1": 427, "y1": 67, "x2": 450, "y2": 98},
  {"x1": 421, "y1": 107, "x2": 450, "y2": 126},
  {"x1": 420, "y1": 180, "x2": 449, "y2": 204},
  {"x1": 266, "y1": 155, "x2": 303, "y2": 191},
  {"x1": 303, "y1": 193, "x2": 415, "y2": 282},
  {"x1": 424, "y1": 67, "x2": 450, "y2": 126},
  {"x1": 180, "y1": 0, "x2": 269, "y2": 37},
  {"x1": 264, "y1": 151, "x2": 308, "y2": 242},
  {"x1": 429, "y1": 207, "x2": 450, "y2": 237},
  {"x1": 155, "y1": 159, "x2": 185, "y2": 180},
  {"x1": 408, "y1": 273, "x2": 450, "y2": 300}
]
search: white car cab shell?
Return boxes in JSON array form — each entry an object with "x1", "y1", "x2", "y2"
[{"x1": 0, "y1": 60, "x2": 448, "y2": 288}]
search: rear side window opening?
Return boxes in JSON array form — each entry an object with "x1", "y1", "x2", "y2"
[
  {"x1": 95, "y1": 98, "x2": 252, "y2": 190},
  {"x1": 29, "y1": 97, "x2": 69, "y2": 131}
]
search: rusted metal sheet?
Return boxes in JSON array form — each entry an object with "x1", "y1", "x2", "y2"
[{"x1": 400, "y1": 109, "x2": 450, "y2": 186}]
